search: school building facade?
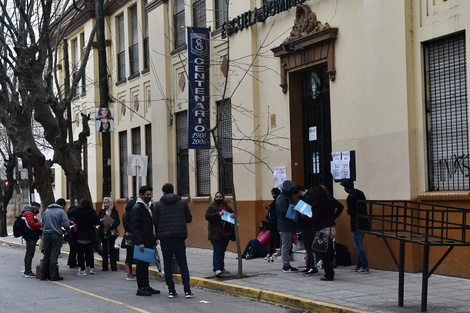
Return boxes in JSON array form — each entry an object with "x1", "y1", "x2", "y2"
[{"x1": 55, "y1": 0, "x2": 470, "y2": 278}]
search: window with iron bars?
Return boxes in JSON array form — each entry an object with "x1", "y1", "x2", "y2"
[
  {"x1": 177, "y1": 111, "x2": 190, "y2": 196},
  {"x1": 424, "y1": 32, "x2": 469, "y2": 191},
  {"x1": 143, "y1": 0, "x2": 149, "y2": 70},
  {"x1": 117, "y1": 14, "x2": 126, "y2": 81},
  {"x1": 217, "y1": 99, "x2": 233, "y2": 196},
  {"x1": 174, "y1": 0, "x2": 185, "y2": 49},
  {"x1": 119, "y1": 131, "x2": 129, "y2": 198},
  {"x1": 197, "y1": 148, "x2": 211, "y2": 196},
  {"x1": 130, "y1": 5, "x2": 139, "y2": 75},
  {"x1": 215, "y1": 0, "x2": 228, "y2": 29},
  {"x1": 145, "y1": 124, "x2": 152, "y2": 188},
  {"x1": 193, "y1": 0, "x2": 206, "y2": 28}
]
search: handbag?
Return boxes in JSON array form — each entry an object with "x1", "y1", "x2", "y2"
[
  {"x1": 312, "y1": 232, "x2": 330, "y2": 253},
  {"x1": 120, "y1": 232, "x2": 132, "y2": 248}
]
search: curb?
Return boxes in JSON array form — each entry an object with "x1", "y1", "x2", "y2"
[{"x1": 1, "y1": 238, "x2": 373, "y2": 313}]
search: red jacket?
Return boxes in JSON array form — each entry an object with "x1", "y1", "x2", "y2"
[{"x1": 22, "y1": 210, "x2": 42, "y2": 239}]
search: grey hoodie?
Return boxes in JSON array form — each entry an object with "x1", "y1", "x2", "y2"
[
  {"x1": 275, "y1": 180, "x2": 297, "y2": 232},
  {"x1": 42, "y1": 204, "x2": 70, "y2": 235}
]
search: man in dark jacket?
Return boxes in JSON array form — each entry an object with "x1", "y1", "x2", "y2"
[
  {"x1": 153, "y1": 183, "x2": 193, "y2": 298},
  {"x1": 22, "y1": 203, "x2": 42, "y2": 278},
  {"x1": 341, "y1": 179, "x2": 370, "y2": 274},
  {"x1": 131, "y1": 186, "x2": 160, "y2": 296},
  {"x1": 276, "y1": 180, "x2": 298, "y2": 273}
]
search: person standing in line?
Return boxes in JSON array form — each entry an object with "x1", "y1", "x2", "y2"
[
  {"x1": 276, "y1": 180, "x2": 299, "y2": 273},
  {"x1": 22, "y1": 202, "x2": 42, "y2": 278},
  {"x1": 265, "y1": 187, "x2": 280, "y2": 261},
  {"x1": 293, "y1": 185, "x2": 319, "y2": 276},
  {"x1": 311, "y1": 186, "x2": 336, "y2": 281},
  {"x1": 153, "y1": 183, "x2": 193, "y2": 298},
  {"x1": 340, "y1": 179, "x2": 370, "y2": 274},
  {"x1": 69, "y1": 198, "x2": 100, "y2": 276},
  {"x1": 205, "y1": 191, "x2": 235, "y2": 277},
  {"x1": 131, "y1": 186, "x2": 160, "y2": 296},
  {"x1": 122, "y1": 198, "x2": 136, "y2": 280},
  {"x1": 98, "y1": 197, "x2": 121, "y2": 271},
  {"x1": 40, "y1": 199, "x2": 70, "y2": 281}
]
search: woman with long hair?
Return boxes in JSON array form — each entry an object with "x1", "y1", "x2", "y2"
[{"x1": 98, "y1": 197, "x2": 121, "y2": 271}]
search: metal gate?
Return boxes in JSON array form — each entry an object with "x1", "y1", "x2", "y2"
[{"x1": 301, "y1": 65, "x2": 332, "y2": 191}]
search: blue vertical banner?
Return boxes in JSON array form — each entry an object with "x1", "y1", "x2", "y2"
[{"x1": 187, "y1": 27, "x2": 211, "y2": 149}]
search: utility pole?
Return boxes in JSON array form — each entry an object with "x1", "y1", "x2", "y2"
[{"x1": 96, "y1": 0, "x2": 112, "y2": 198}]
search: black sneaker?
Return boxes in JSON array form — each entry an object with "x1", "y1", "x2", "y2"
[
  {"x1": 136, "y1": 289, "x2": 152, "y2": 296},
  {"x1": 304, "y1": 268, "x2": 319, "y2": 276},
  {"x1": 49, "y1": 276, "x2": 64, "y2": 281},
  {"x1": 145, "y1": 287, "x2": 160, "y2": 294},
  {"x1": 298, "y1": 268, "x2": 309, "y2": 274},
  {"x1": 168, "y1": 291, "x2": 178, "y2": 298},
  {"x1": 282, "y1": 265, "x2": 298, "y2": 273},
  {"x1": 185, "y1": 291, "x2": 194, "y2": 298},
  {"x1": 320, "y1": 276, "x2": 334, "y2": 281}
]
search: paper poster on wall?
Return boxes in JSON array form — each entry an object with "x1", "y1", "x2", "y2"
[
  {"x1": 96, "y1": 108, "x2": 114, "y2": 132},
  {"x1": 273, "y1": 166, "x2": 287, "y2": 189},
  {"x1": 312, "y1": 152, "x2": 320, "y2": 174},
  {"x1": 309, "y1": 126, "x2": 317, "y2": 141},
  {"x1": 330, "y1": 150, "x2": 356, "y2": 182}
]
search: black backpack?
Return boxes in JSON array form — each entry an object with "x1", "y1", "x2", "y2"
[
  {"x1": 334, "y1": 243, "x2": 351, "y2": 266},
  {"x1": 13, "y1": 214, "x2": 24, "y2": 238}
]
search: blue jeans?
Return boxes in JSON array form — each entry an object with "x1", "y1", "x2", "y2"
[
  {"x1": 210, "y1": 235, "x2": 230, "y2": 272},
  {"x1": 41, "y1": 233, "x2": 63, "y2": 278},
  {"x1": 242, "y1": 239, "x2": 268, "y2": 257},
  {"x1": 352, "y1": 231, "x2": 368, "y2": 268},
  {"x1": 160, "y1": 238, "x2": 191, "y2": 293}
]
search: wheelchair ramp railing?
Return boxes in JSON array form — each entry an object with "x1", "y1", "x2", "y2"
[{"x1": 359, "y1": 200, "x2": 470, "y2": 312}]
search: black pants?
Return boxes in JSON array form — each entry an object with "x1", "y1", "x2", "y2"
[
  {"x1": 101, "y1": 236, "x2": 117, "y2": 271},
  {"x1": 76, "y1": 241, "x2": 94, "y2": 271},
  {"x1": 300, "y1": 227, "x2": 315, "y2": 269},
  {"x1": 136, "y1": 259, "x2": 150, "y2": 289},
  {"x1": 320, "y1": 241, "x2": 335, "y2": 279}
]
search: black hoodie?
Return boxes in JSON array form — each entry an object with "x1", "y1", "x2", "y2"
[{"x1": 153, "y1": 193, "x2": 192, "y2": 240}]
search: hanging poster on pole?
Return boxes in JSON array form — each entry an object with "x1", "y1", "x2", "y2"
[{"x1": 187, "y1": 27, "x2": 211, "y2": 149}]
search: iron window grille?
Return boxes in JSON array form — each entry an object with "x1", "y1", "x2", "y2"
[
  {"x1": 119, "y1": 131, "x2": 129, "y2": 198},
  {"x1": 177, "y1": 111, "x2": 190, "y2": 196},
  {"x1": 193, "y1": 0, "x2": 206, "y2": 28},
  {"x1": 145, "y1": 124, "x2": 152, "y2": 188},
  {"x1": 197, "y1": 148, "x2": 211, "y2": 196},
  {"x1": 117, "y1": 15, "x2": 126, "y2": 81},
  {"x1": 129, "y1": 43, "x2": 139, "y2": 75},
  {"x1": 174, "y1": 0, "x2": 185, "y2": 49},
  {"x1": 215, "y1": 0, "x2": 228, "y2": 29},
  {"x1": 217, "y1": 99, "x2": 233, "y2": 196},
  {"x1": 425, "y1": 32, "x2": 469, "y2": 191},
  {"x1": 132, "y1": 127, "x2": 141, "y2": 196}
]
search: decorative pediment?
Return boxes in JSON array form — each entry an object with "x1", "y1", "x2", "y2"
[
  {"x1": 272, "y1": 4, "x2": 337, "y2": 93},
  {"x1": 284, "y1": 4, "x2": 331, "y2": 44}
]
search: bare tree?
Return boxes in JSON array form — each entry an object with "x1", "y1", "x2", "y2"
[
  {"x1": 0, "y1": 0, "x2": 100, "y2": 208},
  {"x1": 0, "y1": 128, "x2": 17, "y2": 237}
]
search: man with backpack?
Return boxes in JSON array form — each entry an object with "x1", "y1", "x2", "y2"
[{"x1": 21, "y1": 202, "x2": 42, "y2": 278}]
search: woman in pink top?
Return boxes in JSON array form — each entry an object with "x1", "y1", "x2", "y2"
[{"x1": 242, "y1": 221, "x2": 271, "y2": 259}]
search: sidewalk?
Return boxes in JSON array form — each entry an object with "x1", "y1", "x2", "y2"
[{"x1": 2, "y1": 234, "x2": 469, "y2": 313}]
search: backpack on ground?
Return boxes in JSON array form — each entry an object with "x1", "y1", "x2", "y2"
[
  {"x1": 13, "y1": 214, "x2": 24, "y2": 238},
  {"x1": 334, "y1": 243, "x2": 351, "y2": 266}
]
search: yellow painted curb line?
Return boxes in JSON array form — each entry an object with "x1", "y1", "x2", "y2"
[{"x1": 1, "y1": 238, "x2": 373, "y2": 313}]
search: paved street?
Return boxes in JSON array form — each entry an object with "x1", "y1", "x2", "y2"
[
  {"x1": 0, "y1": 243, "x2": 304, "y2": 313},
  {"x1": 2, "y1": 234, "x2": 470, "y2": 313}
]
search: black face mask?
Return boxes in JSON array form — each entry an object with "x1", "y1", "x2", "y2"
[
  {"x1": 259, "y1": 226, "x2": 263, "y2": 231},
  {"x1": 215, "y1": 199, "x2": 223, "y2": 205}
]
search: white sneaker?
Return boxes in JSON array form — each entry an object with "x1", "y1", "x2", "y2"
[
  {"x1": 264, "y1": 254, "x2": 271, "y2": 260},
  {"x1": 214, "y1": 270, "x2": 222, "y2": 276},
  {"x1": 77, "y1": 270, "x2": 87, "y2": 276},
  {"x1": 89, "y1": 268, "x2": 96, "y2": 275}
]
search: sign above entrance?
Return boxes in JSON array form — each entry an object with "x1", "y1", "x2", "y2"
[{"x1": 221, "y1": 0, "x2": 308, "y2": 39}]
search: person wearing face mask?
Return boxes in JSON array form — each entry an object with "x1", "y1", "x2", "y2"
[
  {"x1": 205, "y1": 191, "x2": 235, "y2": 277},
  {"x1": 98, "y1": 196, "x2": 121, "y2": 271},
  {"x1": 21, "y1": 202, "x2": 42, "y2": 278},
  {"x1": 265, "y1": 187, "x2": 281, "y2": 261},
  {"x1": 130, "y1": 186, "x2": 160, "y2": 296},
  {"x1": 241, "y1": 221, "x2": 271, "y2": 260}
]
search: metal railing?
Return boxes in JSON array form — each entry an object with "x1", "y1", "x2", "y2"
[{"x1": 360, "y1": 200, "x2": 470, "y2": 246}]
